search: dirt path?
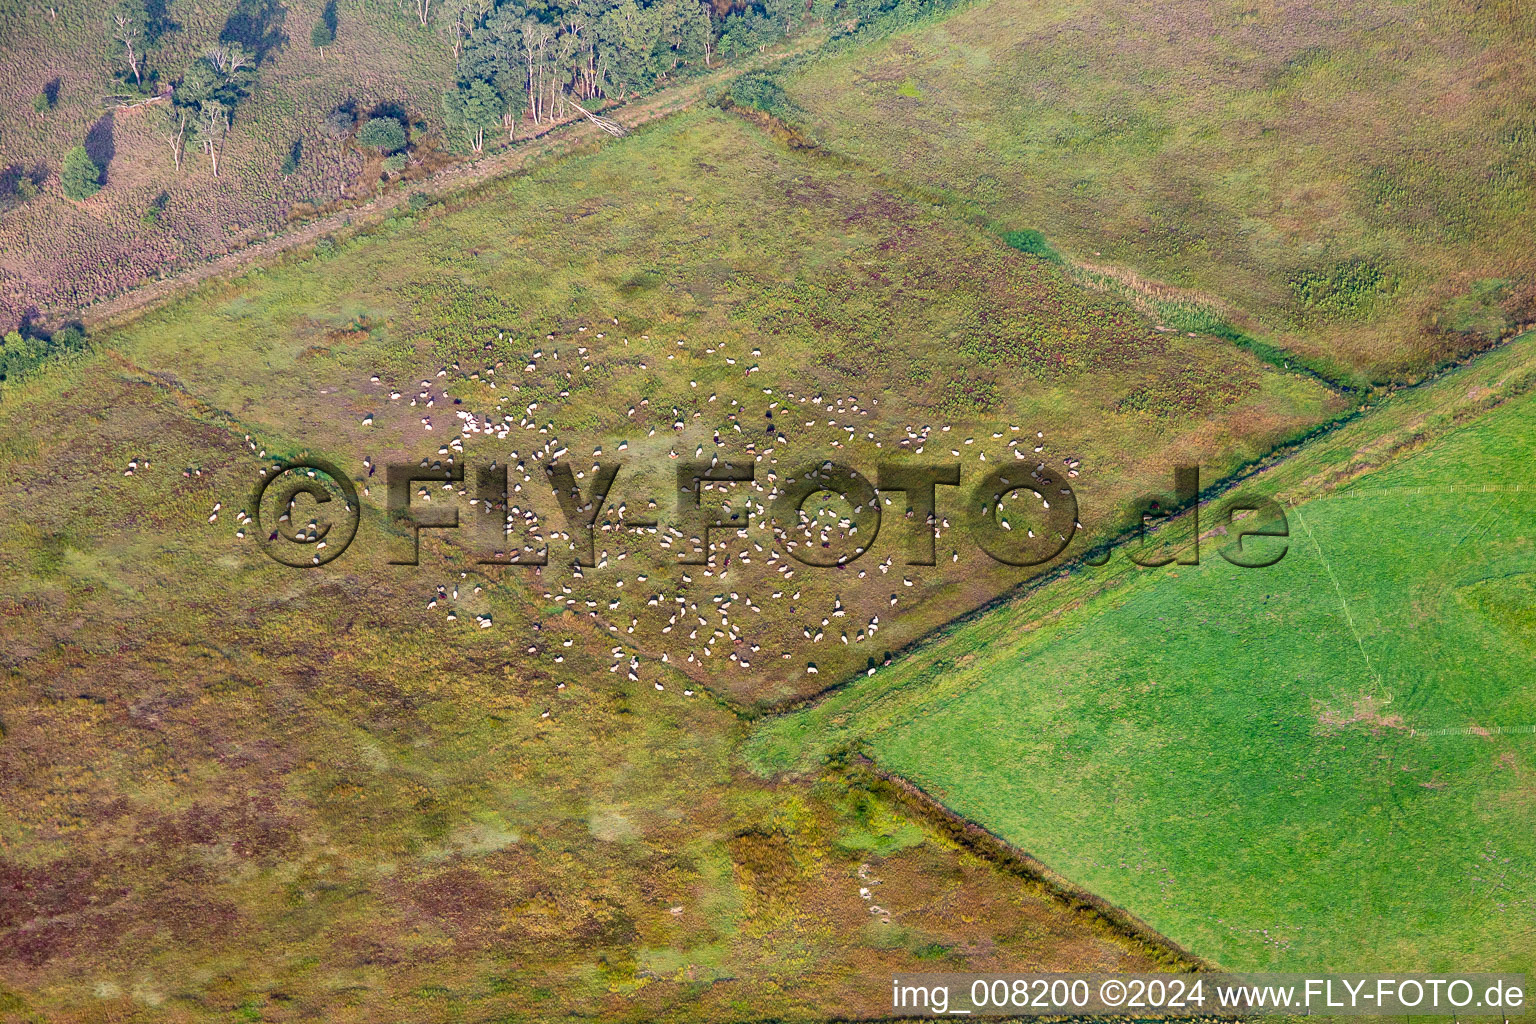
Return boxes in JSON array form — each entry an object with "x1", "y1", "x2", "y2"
[{"x1": 71, "y1": 44, "x2": 811, "y2": 336}]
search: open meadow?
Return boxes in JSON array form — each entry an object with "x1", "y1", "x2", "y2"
[
  {"x1": 67, "y1": 105, "x2": 1341, "y2": 708},
  {"x1": 0, "y1": 352, "x2": 1189, "y2": 1021},
  {"x1": 750, "y1": 329, "x2": 1536, "y2": 972},
  {"x1": 765, "y1": 0, "x2": 1536, "y2": 384}
]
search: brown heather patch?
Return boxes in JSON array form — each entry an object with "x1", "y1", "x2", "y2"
[{"x1": 1314, "y1": 693, "x2": 1406, "y2": 735}]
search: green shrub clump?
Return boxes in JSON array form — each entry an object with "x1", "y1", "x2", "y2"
[
  {"x1": 60, "y1": 146, "x2": 102, "y2": 200},
  {"x1": 1001, "y1": 229, "x2": 1060, "y2": 262},
  {"x1": 0, "y1": 325, "x2": 87, "y2": 383},
  {"x1": 727, "y1": 73, "x2": 800, "y2": 121},
  {"x1": 358, "y1": 117, "x2": 406, "y2": 155}
]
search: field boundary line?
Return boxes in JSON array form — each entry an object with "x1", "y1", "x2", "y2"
[
  {"x1": 763, "y1": 330, "x2": 1536, "y2": 718},
  {"x1": 844, "y1": 755, "x2": 1214, "y2": 972}
]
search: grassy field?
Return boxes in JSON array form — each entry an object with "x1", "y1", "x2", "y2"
[
  {"x1": 69, "y1": 105, "x2": 1340, "y2": 708},
  {"x1": 750, "y1": 330, "x2": 1536, "y2": 972},
  {"x1": 5, "y1": 0, "x2": 1532, "y2": 1010},
  {"x1": 766, "y1": 0, "x2": 1536, "y2": 384}
]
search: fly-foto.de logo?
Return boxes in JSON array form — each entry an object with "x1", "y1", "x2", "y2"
[{"x1": 248, "y1": 458, "x2": 1289, "y2": 570}]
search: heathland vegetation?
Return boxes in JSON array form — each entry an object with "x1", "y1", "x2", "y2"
[
  {"x1": 0, "y1": 0, "x2": 977, "y2": 329},
  {"x1": 0, "y1": 101, "x2": 1252, "y2": 1017},
  {"x1": 744, "y1": 0, "x2": 1536, "y2": 384},
  {"x1": 2, "y1": 0, "x2": 1533, "y2": 1015}
]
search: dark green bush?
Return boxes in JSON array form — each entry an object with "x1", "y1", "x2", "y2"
[
  {"x1": 60, "y1": 145, "x2": 101, "y2": 200},
  {"x1": 1001, "y1": 229, "x2": 1060, "y2": 262},
  {"x1": 357, "y1": 117, "x2": 406, "y2": 155}
]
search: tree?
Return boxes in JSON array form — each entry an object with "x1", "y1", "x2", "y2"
[
  {"x1": 320, "y1": 108, "x2": 355, "y2": 195},
  {"x1": 155, "y1": 102, "x2": 191, "y2": 170},
  {"x1": 108, "y1": 0, "x2": 149, "y2": 87},
  {"x1": 177, "y1": 47, "x2": 252, "y2": 111},
  {"x1": 357, "y1": 116, "x2": 406, "y2": 155},
  {"x1": 191, "y1": 101, "x2": 231, "y2": 176},
  {"x1": 441, "y1": 0, "x2": 490, "y2": 57},
  {"x1": 61, "y1": 145, "x2": 102, "y2": 200},
  {"x1": 311, "y1": 19, "x2": 335, "y2": 53},
  {"x1": 205, "y1": 41, "x2": 254, "y2": 79},
  {"x1": 177, "y1": 59, "x2": 221, "y2": 107},
  {"x1": 311, "y1": 0, "x2": 337, "y2": 56},
  {"x1": 442, "y1": 78, "x2": 502, "y2": 153}
]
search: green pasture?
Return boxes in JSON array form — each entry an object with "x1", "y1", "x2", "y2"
[{"x1": 751, "y1": 338, "x2": 1536, "y2": 971}]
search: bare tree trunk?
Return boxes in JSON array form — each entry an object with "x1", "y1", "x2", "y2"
[
  {"x1": 415, "y1": 0, "x2": 431, "y2": 26},
  {"x1": 115, "y1": 14, "x2": 143, "y2": 86}
]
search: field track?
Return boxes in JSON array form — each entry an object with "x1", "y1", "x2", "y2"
[{"x1": 54, "y1": 39, "x2": 817, "y2": 338}]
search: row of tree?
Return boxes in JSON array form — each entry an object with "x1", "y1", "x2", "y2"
[
  {"x1": 439, "y1": 0, "x2": 712, "y2": 151},
  {"x1": 88, "y1": 0, "x2": 944, "y2": 183},
  {"x1": 436, "y1": 0, "x2": 817, "y2": 151}
]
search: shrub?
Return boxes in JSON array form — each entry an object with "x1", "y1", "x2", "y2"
[
  {"x1": 281, "y1": 137, "x2": 303, "y2": 174},
  {"x1": 727, "y1": 72, "x2": 800, "y2": 121},
  {"x1": 60, "y1": 145, "x2": 101, "y2": 200},
  {"x1": 357, "y1": 116, "x2": 406, "y2": 155},
  {"x1": 322, "y1": 108, "x2": 355, "y2": 141},
  {"x1": 1289, "y1": 259, "x2": 1397, "y2": 321},
  {"x1": 53, "y1": 325, "x2": 87, "y2": 351},
  {"x1": 140, "y1": 190, "x2": 168, "y2": 225},
  {"x1": 312, "y1": 0, "x2": 338, "y2": 49},
  {"x1": 32, "y1": 92, "x2": 52, "y2": 113},
  {"x1": 0, "y1": 325, "x2": 86, "y2": 383},
  {"x1": 1001, "y1": 229, "x2": 1060, "y2": 262},
  {"x1": 383, "y1": 153, "x2": 407, "y2": 173}
]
